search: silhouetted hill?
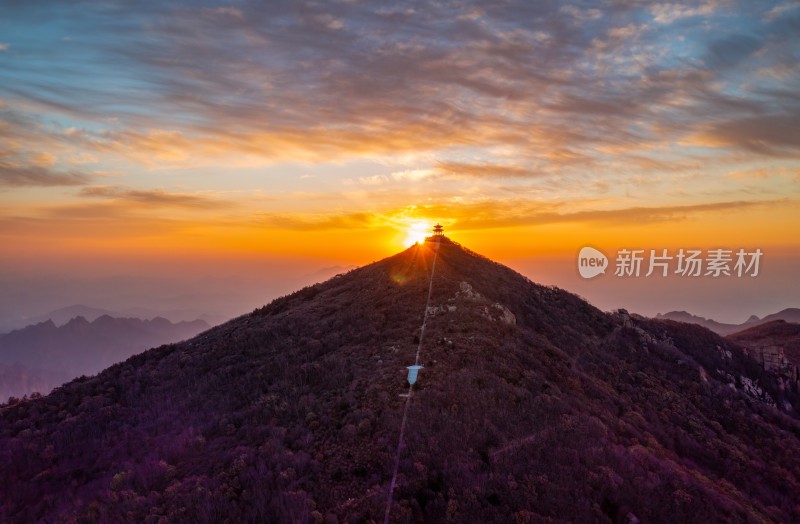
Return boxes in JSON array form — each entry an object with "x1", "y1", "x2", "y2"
[
  {"x1": 0, "y1": 315, "x2": 209, "y2": 400},
  {"x1": 2, "y1": 239, "x2": 799, "y2": 523},
  {"x1": 20, "y1": 304, "x2": 118, "y2": 328},
  {"x1": 655, "y1": 311, "x2": 751, "y2": 335},
  {"x1": 657, "y1": 308, "x2": 800, "y2": 335},
  {"x1": 0, "y1": 305, "x2": 118, "y2": 334},
  {"x1": 761, "y1": 308, "x2": 800, "y2": 324},
  {"x1": 1, "y1": 304, "x2": 223, "y2": 334}
]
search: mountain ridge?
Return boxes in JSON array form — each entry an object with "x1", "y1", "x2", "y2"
[
  {"x1": 655, "y1": 308, "x2": 800, "y2": 335},
  {"x1": 2, "y1": 239, "x2": 799, "y2": 523},
  {"x1": 2, "y1": 304, "x2": 220, "y2": 334}
]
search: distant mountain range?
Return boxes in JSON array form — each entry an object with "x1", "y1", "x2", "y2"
[
  {"x1": 0, "y1": 315, "x2": 209, "y2": 401},
  {"x1": 655, "y1": 308, "x2": 800, "y2": 335},
  {"x1": 0, "y1": 304, "x2": 223, "y2": 334},
  {"x1": 0, "y1": 264, "x2": 357, "y2": 334}
]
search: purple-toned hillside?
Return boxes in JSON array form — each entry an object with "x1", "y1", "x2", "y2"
[
  {"x1": 728, "y1": 320, "x2": 800, "y2": 385},
  {"x1": 2, "y1": 239, "x2": 799, "y2": 522}
]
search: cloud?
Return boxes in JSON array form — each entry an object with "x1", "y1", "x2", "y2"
[
  {"x1": 650, "y1": 1, "x2": 719, "y2": 24},
  {"x1": 78, "y1": 185, "x2": 232, "y2": 209},
  {"x1": 0, "y1": 107, "x2": 104, "y2": 180},
  {"x1": 764, "y1": 2, "x2": 800, "y2": 21},
  {"x1": 65, "y1": 152, "x2": 98, "y2": 165},
  {"x1": 257, "y1": 212, "x2": 378, "y2": 231},
  {"x1": 487, "y1": 198, "x2": 784, "y2": 229},
  {"x1": 689, "y1": 112, "x2": 800, "y2": 155},
  {"x1": 0, "y1": 0, "x2": 797, "y2": 191},
  {"x1": 0, "y1": 204, "x2": 187, "y2": 240},
  {"x1": 705, "y1": 34, "x2": 763, "y2": 70},
  {"x1": 726, "y1": 169, "x2": 768, "y2": 179},
  {"x1": 435, "y1": 162, "x2": 543, "y2": 179},
  {"x1": 0, "y1": 43, "x2": 8, "y2": 52},
  {"x1": 726, "y1": 167, "x2": 800, "y2": 179},
  {"x1": 31, "y1": 152, "x2": 56, "y2": 167},
  {"x1": 352, "y1": 162, "x2": 545, "y2": 187},
  {"x1": 248, "y1": 198, "x2": 787, "y2": 233},
  {"x1": 560, "y1": 5, "x2": 602, "y2": 21},
  {"x1": 203, "y1": 7, "x2": 243, "y2": 20},
  {"x1": 549, "y1": 200, "x2": 782, "y2": 226},
  {"x1": 356, "y1": 169, "x2": 437, "y2": 185},
  {"x1": 0, "y1": 162, "x2": 90, "y2": 187}
]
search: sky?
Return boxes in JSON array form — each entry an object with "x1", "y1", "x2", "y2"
[{"x1": 0, "y1": 0, "x2": 799, "y2": 326}]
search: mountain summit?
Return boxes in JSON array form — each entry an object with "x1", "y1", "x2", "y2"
[{"x1": 2, "y1": 238, "x2": 800, "y2": 522}]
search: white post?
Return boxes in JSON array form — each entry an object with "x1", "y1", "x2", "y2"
[{"x1": 406, "y1": 365, "x2": 423, "y2": 385}]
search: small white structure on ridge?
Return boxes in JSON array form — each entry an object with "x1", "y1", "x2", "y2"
[{"x1": 406, "y1": 365, "x2": 423, "y2": 385}]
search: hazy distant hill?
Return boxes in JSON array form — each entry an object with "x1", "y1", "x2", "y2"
[
  {"x1": 0, "y1": 264, "x2": 362, "y2": 335},
  {"x1": 656, "y1": 308, "x2": 799, "y2": 335},
  {"x1": 2, "y1": 239, "x2": 799, "y2": 522},
  {"x1": 0, "y1": 305, "x2": 114, "y2": 334},
  {"x1": 760, "y1": 308, "x2": 800, "y2": 324},
  {"x1": 0, "y1": 315, "x2": 209, "y2": 400},
  {"x1": 17, "y1": 305, "x2": 119, "y2": 328}
]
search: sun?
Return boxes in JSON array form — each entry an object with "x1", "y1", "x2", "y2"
[{"x1": 403, "y1": 221, "x2": 433, "y2": 247}]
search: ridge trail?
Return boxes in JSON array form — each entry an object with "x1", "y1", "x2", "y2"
[{"x1": 383, "y1": 238, "x2": 440, "y2": 523}]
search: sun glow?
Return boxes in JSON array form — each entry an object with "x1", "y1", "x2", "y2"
[{"x1": 403, "y1": 220, "x2": 433, "y2": 247}]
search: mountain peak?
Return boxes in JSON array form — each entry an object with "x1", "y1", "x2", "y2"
[
  {"x1": 3, "y1": 241, "x2": 800, "y2": 522},
  {"x1": 65, "y1": 315, "x2": 91, "y2": 326}
]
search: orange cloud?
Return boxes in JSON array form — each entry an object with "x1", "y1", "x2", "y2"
[
  {"x1": 78, "y1": 185, "x2": 233, "y2": 209},
  {"x1": 0, "y1": 161, "x2": 90, "y2": 187}
]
